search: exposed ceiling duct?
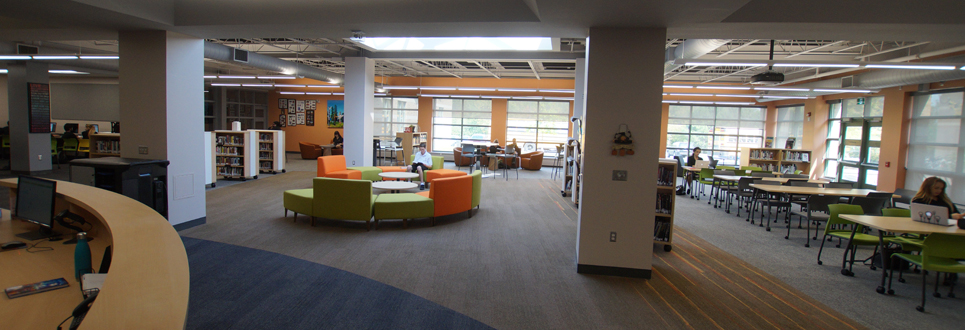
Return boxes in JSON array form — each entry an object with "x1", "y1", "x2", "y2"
[
  {"x1": 0, "y1": 41, "x2": 120, "y2": 74},
  {"x1": 765, "y1": 55, "x2": 965, "y2": 97},
  {"x1": 204, "y1": 42, "x2": 344, "y2": 83},
  {"x1": 664, "y1": 39, "x2": 732, "y2": 74}
]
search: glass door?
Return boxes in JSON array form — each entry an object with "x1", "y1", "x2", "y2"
[{"x1": 836, "y1": 119, "x2": 881, "y2": 188}]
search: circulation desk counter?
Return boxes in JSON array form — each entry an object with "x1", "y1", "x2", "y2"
[{"x1": 0, "y1": 178, "x2": 189, "y2": 329}]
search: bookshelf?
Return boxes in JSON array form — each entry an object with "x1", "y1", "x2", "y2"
[
  {"x1": 213, "y1": 130, "x2": 258, "y2": 181},
  {"x1": 204, "y1": 132, "x2": 215, "y2": 187},
  {"x1": 561, "y1": 138, "x2": 582, "y2": 206},
  {"x1": 739, "y1": 147, "x2": 813, "y2": 174},
  {"x1": 655, "y1": 159, "x2": 677, "y2": 252},
  {"x1": 395, "y1": 131, "x2": 427, "y2": 164},
  {"x1": 89, "y1": 133, "x2": 120, "y2": 158},
  {"x1": 251, "y1": 130, "x2": 286, "y2": 174}
]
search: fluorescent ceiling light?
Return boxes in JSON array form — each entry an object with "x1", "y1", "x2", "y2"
[
  {"x1": 332, "y1": 92, "x2": 345, "y2": 95},
  {"x1": 420, "y1": 87, "x2": 457, "y2": 91},
  {"x1": 48, "y1": 70, "x2": 88, "y2": 74},
  {"x1": 273, "y1": 84, "x2": 306, "y2": 88},
  {"x1": 539, "y1": 89, "x2": 574, "y2": 93},
  {"x1": 306, "y1": 92, "x2": 331, "y2": 95},
  {"x1": 513, "y1": 96, "x2": 543, "y2": 100},
  {"x1": 662, "y1": 93, "x2": 668, "y2": 96},
  {"x1": 544, "y1": 97, "x2": 574, "y2": 101},
  {"x1": 374, "y1": 93, "x2": 387, "y2": 96},
  {"x1": 813, "y1": 89, "x2": 873, "y2": 93},
  {"x1": 211, "y1": 83, "x2": 241, "y2": 87},
  {"x1": 457, "y1": 95, "x2": 481, "y2": 98},
  {"x1": 754, "y1": 87, "x2": 810, "y2": 92},
  {"x1": 241, "y1": 84, "x2": 273, "y2": 87},
  {"x1": 457, "y1": 87, "x2": 496, "y2": 91},
  {"x1": 358, "y1": 37, "x2": 553, "y2": 51},
  {"x1": 383, "y1": 86, "x2": 418, "y2": 90},
  {"x1": 419, "y1": 94, "x2": 450, "y2": 98},
  {"x1": 865, "y1": 64, "x2": 956, "y2": 70},
  {"x1": 662, "y1": 85, "x2": 693, "y2": 88},
  {"x1": 203, "y1": 75, "x2": 217, "y2": 79},
  {"x1": 79, "y1": 55, "x2": 119, "y2": 60},
  {"x1": 695, "y1": 86, "x2": 751, "y2": 90},
  {"x1": 772, "y1": 63, "x2": 860, "y2": 68},
  {"x1": 669, "y1": 93, "x2": 714, "y2": 97},
  {"x1": 257, "y1": 75, "x2": 295, "y2": 79},
  {"x1": 685, "y1": 62, "x2": 766, "y2": 67},
  {"x1": 683, "y1": 101, "x2": 715, "y2": 104},
  {"x1": 480, "y1": 95, "x2": 512, "y2": 99},
  {"x1": 0, "y1": 69, "x2": 6, "y2": 74},
  {"x1": 715, "y1": 94, "x2": 761, "y2": 98},
  {"x1": 32, "y1": 55, "x2": 78, "y2": 60},
  {"x1": 761, "y1": 95, "x2": 808, "y2": 99},
  {"x1": 497, "y1": 88, "x2": 537, "y2": 92},
  {"x1": 279, "y1": 91, "x2": 304, "y2": 95},
  {"x1": 661, "y1": 100, "x2": 677, "y2": 103},
  {"x1": 715, "y1": 102, "x2": 755, "y2": 105},
  {"x1": 306, "y1": 85, "x2": 339, "y2": 88},
  {"x1": 218, "y1": 75, "x2": 256, "y2": 79},
  {"x1": 0, "y1": 55, "x2": 32, "y2": 60}
]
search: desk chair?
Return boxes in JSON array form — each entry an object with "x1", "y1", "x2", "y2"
[
  {"x1": 50, "y1": 139, "x2": 62, "y2": 169},
  {"x1": 888, "y1": 234, "x2": 965, "y2": 312},
  {"x1": 790, "y1": 195, "x2": 837, "y2": 246},
  {"x1": 551, "y1": 145, "x2": 564, "y2": 180},
  {"x1": 78, "y1": 139, "x2": 90, "y2": 156},
  {"x1": 499, "y1": 146, "x2": 518, "y2": 180},
  {"x1": 1, "y1": 135, "x2": 9, "y2": 159},
  {"x1": 460, "y1": 143, "x2": 479, "y2": 174},
  {"x1": 62, "y1": 137, "x2": 79, "y2": 160},
  {"x1": 750, "y1": 180, "x2": 790, "y2": 231},
  {"x1": 819, "y1": 204, "x2": 893, "y2": 276},
  {"x1": 751, "y1": 171, "x2": 776, "y2": 178},
  {"x1": 733, "y1": 177, "x2": 759, "y2": 218}
]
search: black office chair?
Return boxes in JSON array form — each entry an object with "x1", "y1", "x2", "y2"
[{"x1": 460, "y1": 143, "x2": 478, "y2": 173}]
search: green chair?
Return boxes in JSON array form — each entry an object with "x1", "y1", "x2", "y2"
[
  {"x1": 794, "y1": 170, "x2": 804, "y2": 175},
  {"x1": 716, "y1": 165, "x2": 735, "y2": 170},
  {"x1": 50, "y1": 138, "x2": 61, "y2": 169},
  {"x1": 373, "y1": 193, "x2": 434, "y2": 228},
  {"x1": 62, "y1": 137, "x2": 79, "y2": 159},
  {"x1": 888, "y1": 234, "x2": 965, "y2": 312},
  {"x1": 819, "y1": 204, "x2": 892, "y2": 276},
  {"x1": 741, "y1": 166, "x2": 763, "y2": 171},
  {"x1": 346, "y1": 166, "x2": 383, "y2": 181},
  {"x1": 696, "y1": 168, "x2": 715, "y2": 200},
  {"x1": 409, "y1": 155, "x2": 444, "y2": 181},
  {"x1": 882, "y1": 208, "x2": 922, "y2": 252},
  {"x1": 470, "y1": 170, "x2": 482, "y2": 214},
  {"x1": 282, "y1": 177, "x2": 375, "y2": 230}
]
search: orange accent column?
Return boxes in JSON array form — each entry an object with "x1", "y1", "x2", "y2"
[
  {"x1": 878, "y1": 87, "x2": 912, "y2": 192},
  {"x1": 491, "y1": 98, "x2": 508, "y2": 143},
  {"x1": 764, "y1": 104, "x2": 778, "y2": 143},
  {"x1": 418, "y1": 97, "x2": 433, "y2": 150},
  {"x1": 659, "y1": 103, "x2": 669, "y2": 157},
  {"x1": 804, "y1": 97, "x2": 830, "y2": 178}
]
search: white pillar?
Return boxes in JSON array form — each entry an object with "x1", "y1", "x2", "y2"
[
  {"x1": 119, "y1": 31, "x2": 206, "y2": 227},
  {"x1": 572, "y1": 57, "x2": 587, "y2": 142},
  {"x1": 343, "y1": 57, "x2": 374, "y2": 167},
  {"x1": 7, "y1": 61, "x2": 51, "y2": 173},
  {"x1": 576, "y1": 27, "x2": 666, "y2": 278}
]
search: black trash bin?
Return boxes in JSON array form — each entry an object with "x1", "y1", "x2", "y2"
[{"x1": 69, "y1": 157, "x2": 169, "y2": 219}]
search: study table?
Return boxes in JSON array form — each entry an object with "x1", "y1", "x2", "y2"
[
  {"x1": 0, "y1": 178, "x2": 189, "y2": 329},
  {"x1": 747, "y1": 184, "x2": 887, "y2": 231},
  {"x1": 838, "y1": 215, "x2": 965, "y2": 295}
]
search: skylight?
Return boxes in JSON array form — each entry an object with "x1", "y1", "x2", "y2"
[{"x1": 358, "y1": 37, "x2": 553, "y2": 51}]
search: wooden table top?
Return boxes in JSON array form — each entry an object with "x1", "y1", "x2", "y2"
[
  {"x1": 749, "y1": 184, "x2": 883, "y2": 197},
  {"x1": 0, "y1": 178, "x2": 188, "y2": 330},
  {"x1": 840, "y1": 214, "x2": 965, "y2": 236},
  {"x1": 760, "y1": 177, "x2": 830, "y2": 184}
]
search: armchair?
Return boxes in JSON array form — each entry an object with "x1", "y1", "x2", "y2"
[
  {"x1": 416, "y1": 174, "x2": 473, "y2": 224},
  {"x1": 317, "y1": 155, "x2": 362, "y2": 179},
  {"x1": 520, "y1": 151, "x2": 544, "y2": 170},
  {"x1": 453, "y1": 147, "x2": 474, "y2": 167},
  {"x1": 299, "y1": 142, "x2": 322, "y2": 159},
  {"x1": 283, "y1": 177, "x2": 376, "y2": 230}
]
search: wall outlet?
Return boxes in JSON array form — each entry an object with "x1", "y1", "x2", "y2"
[
  {"x1": 138, "y1": 146, "x2": 149, "y2": 155},
  {"x1": 612, "y1": 170, "x2": 627, "y2": 181},
  {"x1": 37, "y1": 154, "x2": 42, "y2": 161},
  {"x1": 610, "y1": 232, "x2": 617, "y2": 242},
  {"x1": 352, "y1": 160, "x2": 356, "y2": 165}
]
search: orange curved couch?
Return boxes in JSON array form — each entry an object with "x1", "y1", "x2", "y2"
[
  {"x1": 425, "y1": 169, "x2": 467, "y2": 183},
  {"x1": 520, "y1": 151, "x2": 544, "y2": 170},
  {"x1": 417, "y1": 175, "x2": 472, "y2": 220},
  {"x1": 317, "y1": 155, "x2": 362, "y2": 179}
]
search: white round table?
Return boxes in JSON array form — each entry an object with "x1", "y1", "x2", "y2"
[
  {"x1": 372, "y1": 181, "x2": 418, "y2": 193},
  {"x1": 378, "y1": 171, "x2": 420, "y2": 181}
]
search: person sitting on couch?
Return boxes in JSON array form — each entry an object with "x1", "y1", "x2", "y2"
[{"x1": 408, "y1": 144, "x2": 432, "y2": 190}]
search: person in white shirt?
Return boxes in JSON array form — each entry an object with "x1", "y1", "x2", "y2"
[{"x1": 408, "y1": 144, "x2": 432, "y2": 189}]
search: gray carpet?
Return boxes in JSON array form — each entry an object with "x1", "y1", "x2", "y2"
[{"x1": 674, "y1": 190, "x2": 965, "y2": 329}]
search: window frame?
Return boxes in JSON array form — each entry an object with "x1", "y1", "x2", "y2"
[
  {"x1": 374, "y1": 96, "x2": 420, "y2": 142},
  {"x1": 905, "y1": 88, "x2": 965, "y2": 200},
  {"x1": 506, "y1": 100, "x2": 571, "y2": 153},
  {"x1": 665, "y1": 104, "x2": 766, "y2": 166},
  {"x1": 431, "y1": 98, "x2": 493, "y2": 153},
  {"x1": 775, "y1": 104, "x2": 805, "y2": 150}
]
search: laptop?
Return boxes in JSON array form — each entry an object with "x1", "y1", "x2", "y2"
[
  {"x1": 693, "y1": 159, "x2": 711, "y2": 169},
  {"x1": 909, "y1": 203, "x2": 953, "y2": 226}
]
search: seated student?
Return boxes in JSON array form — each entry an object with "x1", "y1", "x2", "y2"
[
  {"x1": 407, "y1": 144, "x2": 432, "y2": 190},
  {"x1": 685, "y1": 147, "x2": 703, "y2": 193},
  {"x1": 912, "y1": 176, "x2": 963, "y2": 220},
  {"x1": 61, "y1": 124, "x2": 79, "y2": 140}
]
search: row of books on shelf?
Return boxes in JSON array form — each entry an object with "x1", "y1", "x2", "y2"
[
  {"x1": 780, "y1": 164, "x2": 799, "y2": 174},
  {"x1": 655, "y1": 193, "x2": 673, "y2": 214},
  {"x1": 260, "y1": 161, "x2": 274, "y2": 170},
  {"x1": 750, "y1": 163, "x2": 777, "y2": 171},
  {"x1": 657, "y1": 166, "x2": 675, "y2": 187},
  {"x1": 259, "y1": 143, "x2": 274, "y2": 151},
  {"x1": 216, "y1": 135, "x2": 244, "y2": 145},
  {"x1": 218, "y1": 167, "x2": 245, "y2": 177},
  {"x1": 216, "y1": 146, "x2": 242, "y2": 156},
  {"x1": 783, "y1": 151, "x2": 810, "y2": 162},
  {"x1": 654, "y1": 219, "x2": 672, "y2": 242},
  {"x1": 258, "y1": 133, "x2": 273, "y2": 142},
  {"x1": 216, "y1": 156, "x2": 243, "y2": 166},
  {"x1": 94, "y1": 140, "x2": 120, "y2": 154},
  {"x1": 748, "y1": 150, "x2": 776, "y2": 160}
]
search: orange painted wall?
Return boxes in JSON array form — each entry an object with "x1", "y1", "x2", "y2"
[
  {"x1": 659, "y1": 103, "x2": 669, "y2": 157},
  {"x1": 491, "y1": 98, "x2": 508, "y2": 145},
  {"x1": 269, "y1": 93, "x2": 343, "y2": 152},
  {"x1": 417, "y1": 97, "x2": 433, "y2": 150}
]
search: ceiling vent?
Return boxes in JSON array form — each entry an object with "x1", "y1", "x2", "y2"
[
  {"x1": 17, "y1": 44, "x2": 39, "y2": 55},
  {"x1": 841, "y1": 76, "x2": 856, "y2": 88},
  {"x1": 233, "y1": 48, "x2": 249, "y2": 63}
]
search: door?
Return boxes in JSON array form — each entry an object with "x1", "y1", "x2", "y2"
[{"x1": 836, "y1": 119, "x2": 881, "y2": 189}]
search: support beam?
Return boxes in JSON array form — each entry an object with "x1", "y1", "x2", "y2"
[
  {"x1": 784, "y1": 40, "x2": 848, "y2": 59},
  {"x1": 471, "y1": 60, "x2": 500, "y2": 79},
  {"x1": 854, "y1": 41, "x2": 931, "y2": 60},
  {"x1": 419, "y1": 61, "x2": 461, "y2": 78},
  {"x1": 702, "y1": 66, "x2": 760, "y2": 83},
  {"x1": 715, "y1": 39, "x2": 760, "y2": 57},
  {"x1": 384, "y1": 60, "x2": 429, "y2": 76},
  {"x1": 527, "y1": 61, "x2": 541, "y2": 80},
  {"x1": 832, "y1": 42, "x2": 868, "y2": 54}
]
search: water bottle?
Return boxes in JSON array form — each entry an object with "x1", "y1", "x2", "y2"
[{"x1": 74, "y1": 232, "x2": 93, "y2": 280}]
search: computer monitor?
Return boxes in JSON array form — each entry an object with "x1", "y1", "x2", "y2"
[
  {"x1": 110, "y1": 122, "x2": 120, "y2": 133},
  {"x1": 64, "y1": 123, "x2": 79, "y2": 133},
  {"x1": 90, "y1": 124, "x2": 99, "y2": 133},
  {"x1": 50, "y1": 122, "x2": 57, "y2": 133},
  {"x1": 14, "y1": 176, "x2": 58, "y2": 240}
]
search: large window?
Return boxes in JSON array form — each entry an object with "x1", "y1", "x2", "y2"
[
  {"x1": 826, "y1": 96, "x2": 884, "y2": 188},
  {"x1": 506, "y1": 100, "x2": 570, "y2": 153},
  {"x1": 906, "y1": 89, "x2": 965, "y2": 200},
  {"x1": 225, "y1": 89, "x2": 268, "y2": 130},
  {"x1": 775, "y1": 105, "x2": 804, "y2": 149},
  {"x1": 665, "y1": 105, "x2": 766, "y2": 166},
  {"x1": 374, "y1": 97, "x2": 419, "y2": 141},
  {"x1": 431, "y1": 98, "x2": 492, "y2": 152}
]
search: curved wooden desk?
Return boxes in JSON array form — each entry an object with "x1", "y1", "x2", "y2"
[{"x1": 0, "y1": 178, "x2": 188, "y2": 329}]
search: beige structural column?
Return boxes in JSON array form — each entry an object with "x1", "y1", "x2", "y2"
[
  {"x1": 576, "y1": 27, "x2": 666, "y2": 278},
  {"x1": 118, "y1": 31, "x2": 206, "y2": 227},
  {"x1": 7, "y1": 61, "x2": 51, "y2": 173},
  {"x1": 343, "y1": 57, "x2": 375, "y2": 167}
]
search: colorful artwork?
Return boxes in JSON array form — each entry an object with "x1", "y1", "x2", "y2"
[
  {"x1": 278, "y1": 98, "x2": 287, "y2": 109},
  {"x1": 296, "y1": 113, "x2": 306, "y2": 125},
  {"x1": 279, "y1": 114, "x2": 286, "y2": 127},
  {"x1": 307, "y1": 100, "x2": 317, "y2": 110},
  {"x1": 296, "y1": 100, "x2": 305, "y2": 113},
  {"x1": 287, "y1": 99, "x2": 296, "y2": 111},
  {"x1": 306, "y1": 110, "x2": 315, "y2": 126},
  {"x1": 327, "y1": 100, "x2": 344, "y2": 128},
  {"x1": 287, "y1": 114, "x2": 297, "y2": 126}
]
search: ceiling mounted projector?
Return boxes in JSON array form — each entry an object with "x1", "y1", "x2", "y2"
[{"x1": 750, "y1": 71, "x2": 785, "y2": 85}]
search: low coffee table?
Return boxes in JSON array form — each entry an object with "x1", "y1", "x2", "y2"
[
  {"x1": 378, "y1": 172, "x2": 419, "y2": 182},
  {"x1": 372, "y1": 181, "x2": 418, "y2": 193}
]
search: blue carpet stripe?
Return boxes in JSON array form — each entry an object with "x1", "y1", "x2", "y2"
[{"x1": 181, "y1": 236, "x2": 494, "y2": 330}]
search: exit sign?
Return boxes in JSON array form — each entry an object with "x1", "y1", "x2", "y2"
[{"x1": 857, "y1": 98, "x2": 865, "y2": 105}]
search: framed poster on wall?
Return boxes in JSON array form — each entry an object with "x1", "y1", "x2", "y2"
[
  {"x1": 296, "y1": 113, "x2": 305, "y2": 125},
  {"x1": 287, "y1": 99, "x2": 296, "y2": 111},
  {"x1": 287, "y1": 114, "x2": 297, "y2": 126},
  {"x1": 327, "y1": 100, "x2": 344, "y2": 128},
  {"x1": 296, "y1": 100, "x2": 305, "y2": 113},
  {"x1": 278, "y1": 98, "x2": 288, "y2": 109},
  {"x1": 307, "y1": 100, "x2": 316, "y2": 110},
  {"x1": 306, "y1": 110, "x2": 315, "y2": 126},
  {"x1": 27, "y1": 83, "x2": 51, "y2": 133},
  {"x1": 279, "y1": 114, "x2": 286, "y2": 127}
]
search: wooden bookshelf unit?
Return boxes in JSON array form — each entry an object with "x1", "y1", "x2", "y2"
[
  {"x1": 739, "y1": 147, "x2": 813, "y2": 175},
  {"x1": 88, "y1": 133, "x2": 120, "y2": 158},
  {"x1": 251, "y1": 130, "x2": 286, "y2": 174},
  {"x1": 395, "y1": 131, "x2": 427, "y2": 164},
  {"x1": 213, "y1": 130, "x2": 258, "y2": 181},
  {"x1": 655, "y1": 159, "x2": 677, "y2": 252}
]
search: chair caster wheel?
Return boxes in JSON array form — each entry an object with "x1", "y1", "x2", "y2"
[
  {"x1": 876, "y1": 286, "x2": 885, "y2": 294},
  {"x1": 664, "y1": 245, "x2": 672, "y2": 252},
  {"x1": 805, "y1": 244, "x2": 810, "y2": 247},
  {"x1": 915, "y1": 306, "x2": 924, "y2": 312},
  {"x1": 818, "y1": 260, "x2": 823, "y2": 265},
  {"x1": 899, "y1": 278, "x2": 906, "y2": 283},
  {"x1": 888, "y1": 289, "x2": 895, "y2": 295},
  {"x1": 871, "y1": 266, "x2": 877, "y2": 271},
  {"x1": 211, "y1": 183, "x2": 216, "y2": 188},
  {"x1": 933, "y1": 292, "x2": 941, "y2": 298},
  {"x1": 784, "y1": 236, "x2": 789, "y2": 239},
  {"x1": 948, "y1": 293, "x2": 956, "y2": 298},
  {"x1": 766, "y1": 227, "x2": 771, "y2": 232},
  {"x1": 841, "y1": 269, "x2": 853, "y2": 276}
]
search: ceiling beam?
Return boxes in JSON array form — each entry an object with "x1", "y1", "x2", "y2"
[
  {"x1": 287, "y1": 38, "x2": 341, "y2": 55},
  {"x1": 471, "y1": 60, "x2": 500, "y2": 79},
  {"x1": 784, "y1": 40, "x2": 848, "y2": 59},
  {"x1": 418, "y1": 61, "x2": 461, "y2": 78},
  {"x1": 382, "y1": 60, "x2": 430, "y2": 76},
  {"x1": 359, "y1": 50, "x2": 584, "y2": 60},
  {"x1": 854, "y1": 41, "x2": 931, "y2": 59},
  {"x1": 715, "y1": 39, "x2": 760, "y2": 58},
  {"x1": 527, "y1": 61, "x2": 540, "y2": 80},
  {"x1": 832, "y1": 42, "x2": 868, "y2": 54},
  {"x1": 702, "y1": 66, "x2": 761, "y2": 83}
]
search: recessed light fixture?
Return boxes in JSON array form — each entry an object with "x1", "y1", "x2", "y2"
[
  {"x1": 79, "y1": 55, "x2": 119, "y2": 60},
  {"x1": 457, "y1": 87, "x2": 496, "y2": 91},
  {"x1": 0, "y1": 55, "x2": 32, "y2": 60},
  {"x1": 32, "y1": 55, "x2": 78, "y2": 60},
  {"x1": 865, "y1": 64, "x2": 956, "y2": 70},
  {"x1": 217, "y1": 75, "x2": 256, "y2": 79},
  {"x1": 662, "y1": 85, "x2": 693, "y2": 89},
  {"x1": 813, "y1": 89, "x2": 873, "y2": 93},
  {"x1": 695, "y1": 86, "x2": 752, "y2": 90},
  {"x1": 279, "y1": 91, "x2": 304, "y2": 95},
  {"x1": 211, "y1": 83, "x2": 241, "y2": 87},
  {"x1": 753, "y1": 87, "x2": 810, "y2": 92}
]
